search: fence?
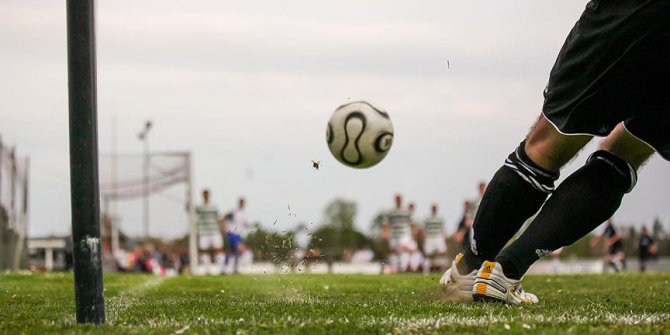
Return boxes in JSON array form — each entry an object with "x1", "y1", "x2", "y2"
[{"x1": 0, "y1": 135, "x2": 30, "y2": 270}]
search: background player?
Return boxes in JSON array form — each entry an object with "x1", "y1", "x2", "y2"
[
  {"x1": 422, "y1": 204, "x2": 448, "y2": 273},
  {"x1": 195, "y1": 189, "x2": 224, "y2": 275},
  {"x1": 224, "y1": 197, "x2": 250, "y2": 274},
  {"x1": 407, "y1": 202, "x2": 424, "y2": 272},
  {"x1": 591, "y1": 219, "x2": 627, "y2": 272},
  {"x1": 453, "y1": 201, "x2": 473, "y2": 253},
  {"x1": 637, "y1": 226, "x2": 657, "y2": 272},
  {"x1": 381, "y1": 194, "x2": 416, "y2": 273},
  {"x1": 467, "y1": 182, "x2": 487, "y2": 222}
]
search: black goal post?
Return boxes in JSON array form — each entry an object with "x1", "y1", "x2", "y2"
[{"x1": 67, "y1": 0, "x2": 106, "y2": 324}]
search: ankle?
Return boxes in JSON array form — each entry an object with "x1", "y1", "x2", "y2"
[
  {"x1": 496, "y1": 255, "x2": 522, "y2": 280},
  {"x1": 460, "y1": 249, "x2": 483, "y2": 274}
]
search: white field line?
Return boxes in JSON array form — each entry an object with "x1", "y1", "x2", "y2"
[
  {"x1": 114, "y1": 311, "x2": 670, "y2": 330},
  {"x1": 357, "y1": 312, "x2": 670, "y2": 329},
  {"x1": 106, "y1": 277, "x2": 166, "y2": 324}
]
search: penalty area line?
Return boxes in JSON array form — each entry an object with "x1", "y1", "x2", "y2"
[{"x1": 106, "y1": 276, "x2": 167, "y2": 324}]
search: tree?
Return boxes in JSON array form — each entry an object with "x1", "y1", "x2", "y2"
[
  {"x1": 325, "y1": 199, "x2": 357, "y2": 231},
  {"x1": 652, "y1": 217, "x2": 665, "y2": 240},
  {"x1": 368, "y1": 211, "x2": 390, "y2": 261},
  {"x1": 308, "y1": 199, "x2": 369, "y2": 261},
  {"x1": 245, "y1": 226, "x2": 293, "y2": 265}
]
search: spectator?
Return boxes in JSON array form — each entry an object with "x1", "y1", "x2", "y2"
[{"x1": 637, "y1": 226, "x2": 657, "y2": 272}]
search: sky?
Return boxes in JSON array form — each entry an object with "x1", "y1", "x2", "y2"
[{"x1": 1, "y1": 0, "x2": 668, "y2": 240}]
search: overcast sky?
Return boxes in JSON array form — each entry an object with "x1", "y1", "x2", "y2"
[{"x1": 1, "y1": 0, "x2": 668, "y2": 239}]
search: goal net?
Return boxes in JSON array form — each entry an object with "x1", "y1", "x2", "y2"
[{"x1": 98, "y1": 151, "x2": 197, "y2": 270}]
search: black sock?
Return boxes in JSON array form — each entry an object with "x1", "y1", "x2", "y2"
[
  {"x1": 463, "y1": 141, "x2": 558, "y2": 272},
  {"x1": 496, "y1": 151, "x2": 636, "y2": 279}
]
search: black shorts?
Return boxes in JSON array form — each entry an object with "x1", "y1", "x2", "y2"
[
  {"x1": 542, "y1": 0, "x2": 670, "y2": 160},
  {"x1": 608, "y1": 242, "x2": 623, "y2": 256}
]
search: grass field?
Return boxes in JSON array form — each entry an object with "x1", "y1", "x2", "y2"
[{"x1": 1, "y1": 272, "x2": 669, "y2": 334}]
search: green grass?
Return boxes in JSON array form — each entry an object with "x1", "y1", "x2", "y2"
[{"x1": 1, "y1": 272, "x2": 669, "y2": 334}]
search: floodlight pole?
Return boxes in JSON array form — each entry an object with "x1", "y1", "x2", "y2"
[
  {"x1": 186, "y1": 153, "x2": 197, "y2": 273},
  {"x1": 67, "y1": 0, "x2": 105, "y2": 324},
  {"x1": 138, "y1": 120, "x2": 152, "y2": 238}
]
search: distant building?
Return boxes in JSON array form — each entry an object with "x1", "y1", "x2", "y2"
[{"x1": 27, "y1": 236, "x2": 70, "y2": 272}]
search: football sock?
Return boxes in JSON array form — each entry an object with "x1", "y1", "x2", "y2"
[
  {"x1": 609, "y1": 261, "x2": 620, "y2": 272},
  {"x1": 233, "y1": 253, "x2": 240, "y2": 273},
  {"x1": 461, "y1": 141, "x2": 558, "y2": 273},
  {"x1": 496, "y1": 150, "x2": 637, "y2": 279}
]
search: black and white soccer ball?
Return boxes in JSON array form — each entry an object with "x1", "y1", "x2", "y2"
[{"x1": 326, "y1": 101, "x2": 394, "y2": 169}]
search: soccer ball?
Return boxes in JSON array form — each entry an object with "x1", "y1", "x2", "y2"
[{"x1": 326, "y1": 101, "x2": 394, "y2": 168}]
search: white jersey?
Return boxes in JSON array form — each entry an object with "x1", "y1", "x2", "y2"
[
  {"x1": 387, "y1": 209, "x2": 412, "y2": 240},
  {"x1": 195, "y1": 204, "x2": 219, "y2": 235},
  {"x1": 227, "y1": 208, "x2": 247, "y2": 235},
  {"x1": 423, "y1": 215, "x2": 446, "y2": 238}
]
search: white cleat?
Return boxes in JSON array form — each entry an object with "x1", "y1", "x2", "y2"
[
  {"x1": 439, "y1": 253, "x2": 477, "y2": 301},
  {"x1": 472, "y1": 260, "x2": 538, "y2": 305}
]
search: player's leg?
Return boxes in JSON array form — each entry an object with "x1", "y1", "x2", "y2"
[
  {"x1": 603, "y1": 252, "x2": 615, "y2": 273},
  {"x1": 639, "y1": 254, "x2": 647, "y2": 273},
  {"x1": 198, "y1": 235, "x2": 212, "y2": 265},
  {"x1": 423, "y1": 238, "x2": 436, "y2": 273},
  {"x1": 616, "y1": 250, "x2": 627, "y2": 271},
  {"x1": 223, "y1": 233, "x2": 236, "y2": 274},
  {"x1": 231, "y1": 235, "x2": 245, "y2": 274},
  {"x1": 435, "y1": 239, "x2": 449, "y2": 272},
  {"x1": 460, "y1": 115, "x2": 591, "y2": 273},
  {"x1": 607, "y1": 251, "x2": 620, "y2": 272},
  {"x1": 494, "y1": 123, "x2": 654, "y2": 280},
  {"x1": 422, "y1": 254, "x2": 432, "y2": 275},
  {"x1": 387, "y1": 239, "x2": 400, "y2": 273},
  {"x1": 474, "y1": 124, "x2": 654, "y2": 303},
  {"x1": 443, "y1": 115, "x2": 589, "y2": 301},
  {"x1": 399, "y1": 245, "x2": 411, "y2": 273},
  {"x1": 410, "y1": 250, "x2": 423, "y2": 273},
  {"x1": 215, "y1": 235, "x2": 224, "y2": 259}
]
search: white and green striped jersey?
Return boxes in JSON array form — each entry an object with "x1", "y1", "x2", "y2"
[
  {"x1": 387, "y1": 209, "x2": 412, "y2": 239},
  {"x1": 195, "y1": 204, "x2": 220, "y2": 235},
  {"x1": 424, "y1": 215, "x2": 445, "y2": 238}
]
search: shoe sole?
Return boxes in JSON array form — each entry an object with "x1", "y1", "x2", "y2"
[
  {"x1": 473, "y1": 280, "x2": 533, "y2": 304},
  {"x1": 441, "y1": 285, "x2": 474, "y2": 301},
  {"x1": 472, "y1": 279, "x2": 510, "y2": 302},
  {"x1": 472, "y1": 293, "x2": 503, "y2": 303},
  {"x1": 440, "y1": 272, "x2": 474, "y2": 301}
]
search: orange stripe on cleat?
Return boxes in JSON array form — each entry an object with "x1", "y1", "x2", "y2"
[
  {"x1": 480, "y1": 261, "x2": 495, "y2": 279},
  {"x1": 475, "y1": 283, "x2": 487, "y2": 295}
]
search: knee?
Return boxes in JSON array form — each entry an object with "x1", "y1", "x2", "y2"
[
  {"x1": 599, "y1": 143, "x2": 653, "y2": 171},
  {"x1": 587, "y1": 150, "x2": 637, "y2": 193},
  {"x1": 598, "y1": 123, "x2": 655, "y2": 170},
  {"x1": 524, "y1": 136, "x2": 581, "y2": 172},
  {"x1": 524, "y1": 115, "x2": 591, "y2": 171}
]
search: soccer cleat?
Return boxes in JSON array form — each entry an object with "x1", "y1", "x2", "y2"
[
  {"x1": 472, "y1": 260, "x2": 538, "y2": 305},
  {"x1": 439, "y1": 253, "x2": 477, "y2": 301}
]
